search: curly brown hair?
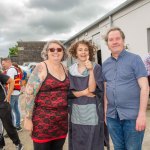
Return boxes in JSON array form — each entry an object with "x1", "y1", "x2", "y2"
[{"x1": 68, "y1": 40, "x2": 97, "y2": 61}]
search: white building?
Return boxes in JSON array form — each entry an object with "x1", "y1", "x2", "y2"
[{"x1": 64, "y1": 0, "x2": 150, "y2": 65}]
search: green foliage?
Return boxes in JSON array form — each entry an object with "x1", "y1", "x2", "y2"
[{"x1": 9, "y1": 45, "x2": 18, "y2": 56}]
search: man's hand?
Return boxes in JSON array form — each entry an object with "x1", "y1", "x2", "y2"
[
  {"x1": 136, "y1": 77, "x2": 149, "y2": 131},
  {"x1": 136, "y1": 113, "x2": 146, "y2": 131}
]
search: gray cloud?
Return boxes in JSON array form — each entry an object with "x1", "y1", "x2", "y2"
[
  {"x1": 0, "y1": 2, "x2": 25, "y2": 25},
  {"x1": 27, "y1": 11, "x2": 75, "y2": 34},
  {"x1": 26, "y1": 0, "x2": 81, "y2": 11},
  {"x1": 0, "y1": 0, "x2": 126, "y2": 57}
]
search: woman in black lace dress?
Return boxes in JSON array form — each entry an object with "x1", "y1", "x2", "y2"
[{"x1": 24, "y1": 40, "x2": 69, "y2": 150}]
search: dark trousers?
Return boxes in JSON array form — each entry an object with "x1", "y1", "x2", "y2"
[
  {"x1": 148, "y1": 75, "x2": 150, "y2": 86},
  {"x1": 33, "y1": 138, "x2": 66, "y2": 150},
  {"x1": 0, "y1": 134, "x2": 5, "y2": 148},
  {"x1": 0, "y1": 102, "x2": 20, "y2": 146}
]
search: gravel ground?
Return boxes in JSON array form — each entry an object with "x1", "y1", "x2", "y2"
[
  {"x1": 3, "y1": 109, "x2": 150, "y2": 150},
  {"x1": 4, "y1": 128, "x2": 68, "y2": 150},
  {"x1": 3, "y1": 94, "x2": 150, "y2": 150}
]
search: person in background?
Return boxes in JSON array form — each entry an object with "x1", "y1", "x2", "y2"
[
  {"x1": 0, "y1": 119, "x2": 5, "y2": 150},
  {"x1": 68, "y1": 40, "x2": 107, "y2": 150},
  {"x1": 22, "y1": 70, "x2": 27, "y2": 86},
  {"x1": 1, "y1": 58, "x2": 22, "y2": 132},
  {"x1": 102, "y1": 27, "x2": 149, "y2": 150},
  {"x1": 0, "y1": 63, "x2": 2, "y2": 73},
  {"x1": 0, "y1": 73, "x2": 24, "y2": 150},
  {"x1": 12, "y1": 62, "x2": 23, "y2": 80},
  {"x1": 29, "y1": 65, "x2": 36, "y2": 73},
  {"x1": 24, "y1": 40, "x2": 69, "y2": 150},
  {"x1": 144, "y1": 53, "x2": 150, "y2": 87},
  {"x1": 12, "y1": 62, "x2": 27, "y2": 123}
]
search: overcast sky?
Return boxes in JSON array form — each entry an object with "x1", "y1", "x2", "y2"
[{"x1": 0, "y1": 0, "x2": 127, "y2": 57}]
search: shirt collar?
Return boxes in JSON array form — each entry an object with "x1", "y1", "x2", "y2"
[{"x1": 111, "y1": 49, "x2": 126, "y2": 60}]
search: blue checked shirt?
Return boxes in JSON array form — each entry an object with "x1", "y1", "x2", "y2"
[{"x1": 102, "y1": 50, "x2": 147, "y2": 120}]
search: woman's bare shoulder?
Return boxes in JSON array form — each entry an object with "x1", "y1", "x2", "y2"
[
  {"x1": 33, "y1": 62, "x2": 47, "y2": 80},
  {"x1": 35, "y1": 62, "x2": 46, "y2": 72}
]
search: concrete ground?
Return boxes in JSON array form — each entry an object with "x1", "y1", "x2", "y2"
[{"x1": 3, "y1": 109, "x2": 149, "y2": 150}]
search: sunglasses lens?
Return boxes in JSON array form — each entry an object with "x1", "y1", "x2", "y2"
[
  {"x1": 49, "y1": 48, "x2": 62, "y2": 52},
  {"x1": 57, "y1": 48, "x2": 62, "y2": 52},
  {"x1": 49, "y1": 48, "x2": 55, "y2": 52}
]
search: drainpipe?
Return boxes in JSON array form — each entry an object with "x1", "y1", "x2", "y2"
[{"x1": 109, "y1": 16, "x2": 113, "y2": 27}]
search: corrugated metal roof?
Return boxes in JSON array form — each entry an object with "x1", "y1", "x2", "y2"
[{"x1": 64, "y1": 0, "x2": 137, "y2": 44}]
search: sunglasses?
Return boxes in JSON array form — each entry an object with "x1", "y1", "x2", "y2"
[{"x1": 48, "y1": 48, "x2": 63, "y2": 52}]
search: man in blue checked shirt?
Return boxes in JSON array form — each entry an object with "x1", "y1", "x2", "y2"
[{"x1": 102, "y1": 27, "x2": 149, "y2": 150}]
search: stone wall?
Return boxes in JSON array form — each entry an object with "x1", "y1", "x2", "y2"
[
  {"x1": 17, "y1": 41, "x2": 46, "y2": 51},
  {"x1": 12, "y1": 49, "x2": 43, "y2": 65},
  {"x1": 11, "y1": 41, "x2": 46, "y2": 65}
]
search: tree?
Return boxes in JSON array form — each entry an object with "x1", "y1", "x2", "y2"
[{"x1": 9, "y1": 45, "x2": 18, "y2": 56}]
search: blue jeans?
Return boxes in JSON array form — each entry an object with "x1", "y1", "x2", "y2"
[
  {"x1": 107, "y1": 116, "x2": 144, "y2": 150},
  {"x1": 10, "y1": 95, "x2": 21, "y2": 128}
]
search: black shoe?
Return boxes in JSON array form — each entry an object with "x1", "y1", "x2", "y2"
[
  {"x1": 16, "y1": 143, "x2": 24, "y2": 150},
  {"x1": 16, "y1": 127, "x2": 23, "y2": 132}
]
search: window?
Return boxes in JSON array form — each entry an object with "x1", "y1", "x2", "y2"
[
  {"x1": 92, "y1": 32, "x2": 101, "y2": 50},
  {"x1": 92, "y1": 32, "x2": 102, "y2": 65}
]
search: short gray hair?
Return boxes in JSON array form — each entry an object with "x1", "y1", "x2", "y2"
[{"x1": 41, "y1": 40, "x2": 67, "y2": 61}]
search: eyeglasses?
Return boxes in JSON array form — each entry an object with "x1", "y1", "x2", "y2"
[{"x1": 48, "y1": 48, "x2": 63, "y2": 52}]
